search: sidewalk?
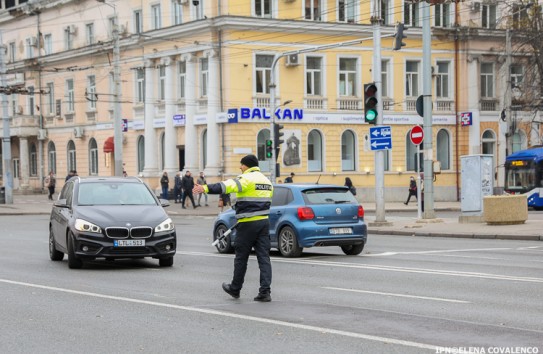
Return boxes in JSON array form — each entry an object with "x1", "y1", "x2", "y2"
[{"x1": 2, "y1": 193, "x2": 542, "y2": 241}]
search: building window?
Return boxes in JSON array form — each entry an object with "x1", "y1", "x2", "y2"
[
  {"x1": 434, "y1": 3, "x2": 450, "y2": 28},
  {"x1": 341, "y1": 130, "x2": 355, "y2": 171},
  {"x1": 338, "y1": 0, "x2": 356, "y2": 23},
  {"x1": 512, "y1": 4, "x2": 529, "y2": 30},
  {"x1": 172, "y1": 1, "x2": 183, "y2": 25},
  {"x1": 28, "y1": 86, "x2": 35, "y2": 116},
  {"x1": 255, "y1": 54, "x2": 273, "y2": 94},
  {"x1": 436, "y1": 129, "x2": 450, "y2": 170},
  {"x1": 193, "y1": 0, "x2": 205, "y2": 20},
  {"x1": 339, "y1": 58, "x2": 357, "y2": 96},
  {"x1": 30, "y1": 143, "x2": 38, "y2": 177},
  {"x1": 66, "y1": 79, "x2": 75, "y2": 112},
  {"x1": 435, "y1": 62, "x2": 450, "y2": 98},
  {"x1": 381, "y1": 0, "x2": 391, "y2": 25},
  {"x1": 158, "y1": 66, "x2": 166, "y2": 101},
  {"x1": 134, "y1": 10, "x2": 143, "y2": 34},
  {"x1": 510, "y1": 64, "x2": 524, "y2": 88},
  {"x1": 202, "y1": 129, "x2": 208, "y2": 169},
  {"x1": 13, "y1": 159, "x2": 20, "y2": 179},
  {"x1": 89, "y1": 138, "x2": 99, "y2": 175},
  {"x1": 137, "y1": 136, "x2": 145, "y2": 173},
  {"x1": 25, "y1": 37, "x2": 35, "y2": 59},
  {"x1": 381, "y1": 60, "x2": 389, "y2": 97},
  {"x1": 47, "y1": 82, "x2": 55, "y2": 115},
  {"x1": 44, "y1": 34, "x2": 52, "y2": 55},
  {"x1": 308, "y1": 129, "x2": 323, "y2": 172},
  {"x1": 64, "y1": 27, "x2": 73, "y2": 50},
  {"x1": 67, "y1": 140, "x2": 77, "y2": 173},
  {"x1": 257, "y1": 129, "x2": 272, "y2": 172},
  {"x1": 108, "y1": 17, "x2": 116, "y2": 38},
  {"x1": 511, "y1": 131, "x2": 526, "y2": 153},
  {"x1": 255, "y1": 0, "x2": 272, "y2": 18},
  {"x1": 305, "y1": 0, "x2": 322, "y2": 21},
  {"x1": 480, "y1": 63, "x2": 494, "y2": 98},
  {"x1": 8, "y1": 42, "x2": 16, "y2": 62},
  {"x1": 306, "y1": 56, "x2": 322, "y2": 96},
  {"x1": 48, "y1": 141, "x2": 57, "y2": 174},
  {"x1": 482, "y1": 4, "x2": 497, "y2": 29},
  {"x1": 200, "y1": 58, "x2": 209, "y2": 98},
  {"x1": 88, "y1": 75, "x2": 97, "y2": 110},
  {"x1": 136, "y1": 68, "x2": 145, "y2": 103},
  {"x1": 406, "y1": 61, "x2": 419, "y2": 97},
  {"x1": 404, "y1": 2, "x2": 419, "y2": 27},
  {"x1": 178, "y1": 61, "x2": 186, "y2": 99},
  {"x1": 152, "y1": 4, "x2": 162, "y2": 30},
  {"x1": 86, "y1": 23, "x2": 94, "y2": 45}
]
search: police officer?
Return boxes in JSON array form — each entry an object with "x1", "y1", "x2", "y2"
[{"x1": 193, "y1": 154, "x2": 273, "y2": 302}]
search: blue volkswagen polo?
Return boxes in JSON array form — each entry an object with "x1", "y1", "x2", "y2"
[{"x1": 212, "y1": 184, "x2": 367, "y2": 257}]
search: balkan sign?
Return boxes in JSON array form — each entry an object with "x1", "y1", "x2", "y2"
[{"x1": 229, "y1": 107, "x2": 304, "y2": 121}]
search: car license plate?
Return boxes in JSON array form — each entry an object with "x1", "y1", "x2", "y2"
[
  {"x1": 114, "y1": 239, "x2": 145, "y2": 247},
  {"x1": 329, "y1": 227, "x2": 353, "y2": 235}
]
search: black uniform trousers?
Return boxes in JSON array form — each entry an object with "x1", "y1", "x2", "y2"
[{"x1": 231, "y1": 218, "x2": 272, "y2": 295}]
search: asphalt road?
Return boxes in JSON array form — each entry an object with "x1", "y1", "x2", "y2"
[{"x1": 1, "y1": 215, "x2": 542, "y2": 354}]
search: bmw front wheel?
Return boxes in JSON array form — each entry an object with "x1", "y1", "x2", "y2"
[{"x1": 49, "y1": 226, "x2": 64, "y2": 261}]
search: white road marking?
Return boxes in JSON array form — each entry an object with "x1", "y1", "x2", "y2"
[
  {"x1": 180, "y1": 251, "x2": 543, "y2": 284},
  {"x1": 0, "y1": 278, "x2": 437, "y2": 351},
  {"x1": 366, "y1": 247, "x2": 513, "y2": 257},
  {"x1": 323, "y1": 287, "x2": 471, "y2": 304}
]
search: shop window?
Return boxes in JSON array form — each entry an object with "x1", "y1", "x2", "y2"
[
  {"x1": 341, "y1": 130, "x2": 355, "y2": 171},
  {"x1": 436, "y1": 129, "x2": 450, "y2": 170},
  {"x1": 308, "y1": 130, "x2": 323, "y2": 172}
]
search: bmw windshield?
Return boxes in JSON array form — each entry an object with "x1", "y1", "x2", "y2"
[{"x1": 77, "y1": 182, "x2": 157, "y2": 206}]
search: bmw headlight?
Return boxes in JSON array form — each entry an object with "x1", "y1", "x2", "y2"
[
  {"x1": 74, "y1": 219, "x2": 102, "y2": 234},
  {"x1": 155, "y1": 218, "x2": 175, "y2": 233}
]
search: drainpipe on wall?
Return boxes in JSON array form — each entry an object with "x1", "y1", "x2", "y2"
[{"x1": 36, "y1": 11, "x2": 45, "y2": 191}]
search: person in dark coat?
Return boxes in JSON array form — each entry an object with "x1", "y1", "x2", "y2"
[
  {"x1": 404, "y1": 176, "x2": 417, "y2": 205},
  {"x1": 173, "y1": 172, "x2": 182, "y2": 203},
  {"x1": 160, "y1": 171, "x2": 169, "y2": 199},
  {"x1": 181, "y1": 170, "x2": 197, "y2": 209}
]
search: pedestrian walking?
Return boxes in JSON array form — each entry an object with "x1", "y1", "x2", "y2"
[
  {"x1": 160, "y1": 171, "x2": 169, "y2": 200},
  {"x1": 344, "y1": 177, "x2": 356, "y2": 196},
  {"x1": 65, "y1": 170, "x2": 76, "y2": 182},
  {"x1": 197, "y1": 171, "x2": 209, "y2": 206},
  {"x1": 45, "y1": 171, "x2": 56, "y2": 200},
  {"x1": 219, "y1": 192, "x2": 231, "y2": 212},
  {"x1": 284, "y1": 172, "x2": 295, "y2": 183},
  {"x1": 181, "y1": 170, "x2": 197, "y2": 209},
  {"x1": 193, "y1": 154, "x2": 273, "y2": 302},
  {"x1": 404, "y1": 176, "x2": 417, "y2": 205},
  {"x1": 173, "y1": 172, "x2": 182, "y2": 203}
]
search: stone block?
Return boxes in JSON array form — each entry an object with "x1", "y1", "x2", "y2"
[{"x1": 483, "y1": 195, "x2": 527, "y2": 225}]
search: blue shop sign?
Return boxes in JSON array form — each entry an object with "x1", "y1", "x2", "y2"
[{"x1": 228, "y1": 107, "x2": 304, "y2": 122}]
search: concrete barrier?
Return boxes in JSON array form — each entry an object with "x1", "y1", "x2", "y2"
[{"x1": 483, "y1": 195, "x2": 528, "y2": 225}]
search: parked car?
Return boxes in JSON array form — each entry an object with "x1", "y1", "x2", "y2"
[
  {"x1": 49, "y1": 176, "x2": 176, "y2": 269},
  {"x1": 212, "y1": 184, "x2": 367, "y2": 257}
]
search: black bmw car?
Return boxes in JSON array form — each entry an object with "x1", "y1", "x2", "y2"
[{"x1": 49, "y1": 176, "x2": 176, "y2": 269}]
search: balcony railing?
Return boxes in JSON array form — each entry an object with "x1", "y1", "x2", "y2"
[
  {"x1": 480, "y1": 98, "x2": 498, "y2": 111},
  {"x1": 304, "y1": 97, "x2": 327, "y2": 110},
  {"x1": 337, "y1": 97, "x2": 362, "y2": 110},
  {"x1": 406, "y1": 98, "x2": 417, "y2": 111},
  {"x1": 254, "y1": 96, "x2": 270, "y2": 108},
  {"x1": 435, "y1": 99, "x2": 455, "y2": 112}
]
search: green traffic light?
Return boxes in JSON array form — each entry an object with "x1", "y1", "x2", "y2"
[{"x1": 365, "y1": 109, "x2": 377, "y2": 122}]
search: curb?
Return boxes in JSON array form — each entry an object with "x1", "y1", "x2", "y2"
[{"x1": 369, "y1": 229, "x2": 543, "y2": 241}]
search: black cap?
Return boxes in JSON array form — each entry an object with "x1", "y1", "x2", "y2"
[{"x1": 240, "y1": 154, "x2": 259, "y2": 168}]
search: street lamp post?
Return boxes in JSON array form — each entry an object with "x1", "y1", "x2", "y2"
[{"x1": 97, "y1": 0, "x2": 123, "y2": 176}]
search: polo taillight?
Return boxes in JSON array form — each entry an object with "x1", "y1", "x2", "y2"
[
  {"x1": 358, "y1": 205, "x2": 364, "y2": 218},
  {"x1": 297, "y1": 207, "x2": 315, "y2": 220}
]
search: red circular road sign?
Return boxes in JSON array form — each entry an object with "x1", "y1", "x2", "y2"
[{"x1": 410, "y1": 126, "x2": 424, "y2": 145}]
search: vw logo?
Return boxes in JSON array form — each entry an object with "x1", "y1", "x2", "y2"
[{"x1": 335, "y1": 208, "x2": 341, "y2": 215}]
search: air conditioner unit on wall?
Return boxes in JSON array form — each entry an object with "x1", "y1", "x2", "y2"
[
  {"x1": 285, "y1": 54, "x2": 299, "y2": 67},
  {"x1": 74, "y1": 126, "x2": 84, "y2": 138},
  {"x1": 470, "y1": 1, "x2": 481, "y2": 12},
  {"x1": 38, "y1": 129, "x2": 47, "y2": 140}
]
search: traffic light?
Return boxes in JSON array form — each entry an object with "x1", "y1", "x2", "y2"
[
  {"x1": 364, "y1": 83, "x2": 378, "y2": 124},
  {"x1": 393, "y1": 22, "x2": 407, "y2": 51},
  {"x1": 265, "y1": 139, "x2": 273, "y2": 158},
  {"x1": 274, "y1": 123, "x2": 284, "y2": 154}
]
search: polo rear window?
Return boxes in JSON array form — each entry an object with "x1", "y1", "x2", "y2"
[{"x1": 301, "y1": 188, "x2": 357, "y2": 205}]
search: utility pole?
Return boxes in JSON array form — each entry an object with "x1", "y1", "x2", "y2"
[
  {"x1": 372, "y1": 0, "x2": 386, "y2": 223},
  {"x1": 505, "y1": 29, "x2": 512, "y2": 156},
  {"x1": 0, "y1": 30, "x2": 14, "y2": 204},
  {"x1": 422, "y1": 1, "x2": 435, "y2": 219}
]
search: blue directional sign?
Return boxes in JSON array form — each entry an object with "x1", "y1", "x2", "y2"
[{"x1": 369, "y1": 126, "x2": 392, "y2": 151}]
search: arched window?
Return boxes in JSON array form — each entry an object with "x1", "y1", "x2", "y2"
[
  {"x1": 256, "y1": 129, "x2": 271, "y2": 172},
  {"x1": 88, "y1": 138, "x2": 98, "y2": 175},
  {"x1": 405, "y1": 130, "x2": 420, "y2": 171},
  {"x1": 512, "y1": 130, "x2": 527, "y2": 153},
  {"x1": 29, "y1": 143, "x2": 37, "y2": 176},
  {"x1": 48, "y1": 141, "x2": 56, "y2": 174},
  {"x1": 436, "y1": 129, "x2": 450, "y2": 170},
  {"x1": 160, "y1": 132, "x2": 165, "y2": 170},
  {"x1": 308, "y1": 130, "x2": 323, "y2": 172},
  {"x1": 341, "y1": 130, "x2": 356, "y2": 171},
  {"x1": 137, "y1": 136, "x2": 145, "y2": 173},
  {"x1": 67, "y1": 140, "x2": 76, "y2": 173},
  {"x1": 481, "y1": 130, "x2": 496, "y2": 156},
  {"x1": 202, "y1": 129, "x2": 208, "y2": 169}
]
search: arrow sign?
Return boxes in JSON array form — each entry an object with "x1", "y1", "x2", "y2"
[
  {"x1": 371, "y1": 140, "x2": 391, "y2": 149},
  {"x1": 370, "y1": 126, "x2": 393, "y2": 151}
]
